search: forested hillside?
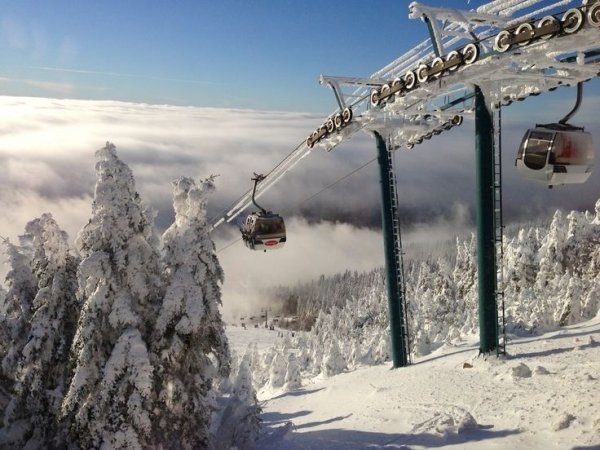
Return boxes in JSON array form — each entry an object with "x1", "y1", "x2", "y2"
[{"x1": 266, "y1": 200, "x2": 600, "y2": 361}]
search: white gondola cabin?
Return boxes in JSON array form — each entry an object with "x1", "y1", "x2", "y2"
[
  {"x1": 515, "y1": 125, "x2": 594, "y2": 187},
  {"x1": 240, "y1": 212, "x2": 286, "y2": 251}
]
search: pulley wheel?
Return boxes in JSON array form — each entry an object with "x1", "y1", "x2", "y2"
[
  {"x1": 588, "y1": 3, "x2": 600, "y2": 27},
  {"x1": 416, "y1": 64, "x2": 429, "y2": 83},
  {"x1": 391, "y1": 77, "x2": 403, "y2": 96},
  {"x1": 537, "y1": 15, "x2": 559, "y2": 39},
  {"x1": 334, "y1": 113, "x2": 344, "y2": 129},
  {"x1": 380, "y1": 84, "x2": 391, "y2": 99},
  {"x1": 516, "y1": 22, "x2": 534, "y2": 46},
  {"x1": 342, "y1": 107, "x2": 353, "y2": 124},
  {"x1": 494, "y1": 30, "x2": 511, "y2": 53},
  {"x1": 431, "y1": 57, "x2": 445, "y2": 79},
  {"x1": 462, "y1": 43, "x2": 479, "y2": 64},
  {"x1": 562, "y1": 8, "x2": 584, "y2": 34},
  {"x1": 370, "y1": 89, "x2": 380, "y2": 107},
  {"x1": 404, "y1": 71, "x2": 416, "y2": 90},
  {"x1": 446, "y1": 51, "x2": 461, "y2": 71},
  {"x1": 326, "y1": 118, "x2": 335, "y2": 133}
]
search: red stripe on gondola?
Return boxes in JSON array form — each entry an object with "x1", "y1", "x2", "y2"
[{"x1": 264, "y1": 240, "x2": 279, "y2": 247}]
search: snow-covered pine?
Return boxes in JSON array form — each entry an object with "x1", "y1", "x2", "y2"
[
  {"x1": 0, "y1": 286, "x2": 6, "y2": 310},
  {"x1": 213, "y1": 348, "x2": 261, "y2": 449},
  {"x1": 321, "y1": 339, "x2": 345, "y2": 377},
  {"x1": 452, "y1": 233, "x2": 478, "y2": 334},
  {"x1": 61, "y1": 142, "x2": 162, "y2": 449},
  {"x1": 268, "y1": 350, "x2": 286, "y2": 389},
  {"x1": 0, "y1": 284, "x2": 6, "y2": 425},
  {"x1": 0, "y1": 239, "x2": 37, "y2": 424},
  {"x1": 152, "y1": 176, "x2": 230, "y2": 450},
  {"x1": 2, "y1": 214, "x2": 79, "y2": 449},
  {"x1": 283, "y1": 352, "x2": 302, "y2": 391}
]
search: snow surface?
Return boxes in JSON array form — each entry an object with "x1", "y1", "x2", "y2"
[{"x1": 227, "y1": 317, "x2": 600, "y2": 449}]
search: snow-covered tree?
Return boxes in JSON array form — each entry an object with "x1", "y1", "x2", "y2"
[
  {"x1": 556, "y1": 275, "x2": 585, "y2": 326},
  {"x1": 152, "y1": 176, "x2": 230, "y2": 449},
  {"x1": 536, "y1": 210, "x2": 566, "y2": 291},
  {"x1": 61, "y1": 142, "x2": 162, "y2": 449},
  {"x1": 321, "y1": 339, "x2": 345, "y2": 377},
  {"x1": 268, "y1": 350, "x2": 286, "y2": 389},
  {"x1": 452, "y1": 234, "x2": 478, "y2": 334},
  {"x1": 0, "y1": 285, "x2": 6, "y2": 310},
  {"x1": 0, "y1": 283, "x2": 6, "y2": 421},
  {"x1": 1, "y1": 239, "x2": 37, "y2": 429},
  {"x1": 283, "y1": 353, "x2": 301, "y2": 392},
  {"x1": 1, "y1": 241, "x2": 36, "y2": 377},
  {"x1": 2, "y1": 214, "x2": 79, "y2": 449},
  {"x1": 214, "y1": 349, "x2": 261, "y2": 449}
]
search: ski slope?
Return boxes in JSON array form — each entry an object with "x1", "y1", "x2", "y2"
[{"x1": 228, "y1": 316, "x2": 600, "y2": 449}]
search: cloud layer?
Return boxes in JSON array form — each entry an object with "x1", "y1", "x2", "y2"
[{"x1": 1, "y1": 95, "x2": 599, "y2": 318}]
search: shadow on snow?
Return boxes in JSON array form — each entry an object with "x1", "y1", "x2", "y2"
[
  {"x1": 269, "y1": 387, "x2": 326, "y2": 401},
  {"x1": 259, "y1": 422, "x2": 521, "y2": 449}
]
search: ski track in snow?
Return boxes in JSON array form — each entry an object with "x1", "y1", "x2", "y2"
[{"x1": 227, "y1": 317, "x2": 600, "y2": 449}]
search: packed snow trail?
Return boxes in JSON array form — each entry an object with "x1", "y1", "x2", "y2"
[{"x1": 227, "y1": 317, "x2": 600, "y2": 449}]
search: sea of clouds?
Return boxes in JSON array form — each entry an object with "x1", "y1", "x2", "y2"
[{"x1": 1, "y1": 95, "x2": 599, "y2": 318}]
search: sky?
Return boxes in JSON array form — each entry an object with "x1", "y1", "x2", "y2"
[
  {"x1": 0, "y1": 0, "x2": 537, "y2": 113},
  {"x1": 1, "y1": 0, "x2": 600, "y2": 318}
]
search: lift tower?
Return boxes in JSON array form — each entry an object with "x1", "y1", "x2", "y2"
[{"x1": 374, "y1": 132, "x2": 410, "y2": 368}]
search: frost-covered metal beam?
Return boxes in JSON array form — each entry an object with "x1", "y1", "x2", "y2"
[
  {"x1": 409, "y1": 1, "x2": 509, "y2": 56},
  {"x1": 319, "y1": 75, "x2": 389, "y2": 110},
  {"x1": 213, "y1": 0, "x2": 600, "y2": 229}
]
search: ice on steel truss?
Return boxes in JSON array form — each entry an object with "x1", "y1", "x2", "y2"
[{"x1": 212, "y1": 0, "x2": 600, "y2": 229}]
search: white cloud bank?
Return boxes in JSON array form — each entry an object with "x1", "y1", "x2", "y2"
[{"x1": 1, "y1": 95, "x2": 599, "y2": 319}]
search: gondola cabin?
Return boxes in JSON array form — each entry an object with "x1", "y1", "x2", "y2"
[
  {"x1": 515, "y1": 126, "x2": 594, "y2": 187},
  {"x1": 241, "y1": 212, "x2": 286, "y2": 251}
]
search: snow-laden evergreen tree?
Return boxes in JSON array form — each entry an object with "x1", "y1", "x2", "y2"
[
  {"x1": 535, "y1": 211, "x2": 565, "y2": 292},
  {"x1": 61, "y1": 142, "x2": 162, "y2": 449},
  {"x1": 452, "y1": 234, "x2": 478, "y2": 334},
  {"x1": 214, "y1": 348, "x2": 261, "y2": 449},
  {"x1": 321, "y1": 339, "x2": 345, "y2": 377},
  {"x1": 283, "y1": 353, "x2": 301, "y2": 392},
  {"x1": 152, "y1": 176, "x2": 230, "y2": 450},
  {"x1": 556, "y1": 275, "x2": 585, "y2": 326},
  {"x1": 374, "y1": 329, "x2": 391, "y2": 363},
  {"x1": 2, "y1": 214, "x2": 79, "y2": 449},
  {"x1": 0, "y1": 283, "x2": 6, "y2": 421},
  {"x1": 1, "y1": 240, "x2": 37, "y2": 424},
  {"x1": 1, "y1": 242, "x2": 36, "y2": 369},
  {"x1": 504, "y1": 228, "x2": 539, "y2": 330},
  {"x1": 0, "y1": 285, "x2": 7, "y2": 314},
  {"x1": 268, "y1": 350, "x2": 286, "y2": 389},
  {"x1": 349, "y1": 336, "x2": 362, "y2": 368}
]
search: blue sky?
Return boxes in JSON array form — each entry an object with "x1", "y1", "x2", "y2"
[{"x1": 0, "y1": 0, "x2": 500, "y2": 113}]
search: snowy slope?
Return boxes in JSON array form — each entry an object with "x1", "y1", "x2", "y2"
[{"x1": 228, "y1": 317, "x2": 600, "y2": 449}]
